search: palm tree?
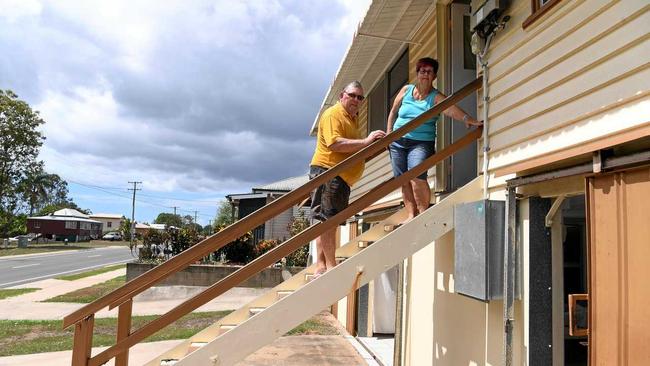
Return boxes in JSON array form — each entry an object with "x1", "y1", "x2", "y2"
[{"x1": 19, "y1": 162, "x2": 56, "y2": 216}]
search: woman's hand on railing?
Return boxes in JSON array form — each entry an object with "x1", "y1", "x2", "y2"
[{"x1": 465, "y1": 118, "x2": 483, "y2": 129}]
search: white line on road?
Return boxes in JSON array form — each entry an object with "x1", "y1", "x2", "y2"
[
  {"x1": 12, "y1": 263, "x2": 40, "y2": 269},
  {"x1": 88, "y1": 255, "x2": 101, "y2": 258},
  {"x1": 0, "y1": 259, "x2": 131, "y2": 288}
]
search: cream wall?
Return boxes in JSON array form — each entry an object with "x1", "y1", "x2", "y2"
[{"x1": 480, "y1": 0, "x2": 650, "y2": 188}]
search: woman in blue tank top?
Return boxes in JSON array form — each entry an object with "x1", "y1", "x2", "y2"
[{"x1": 387, "y1": 57, "x2": 482, "y2": 223}]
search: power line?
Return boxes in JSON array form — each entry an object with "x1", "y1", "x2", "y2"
[{"x1": 67, "y1": 180, "x2": 221, "y2": 204}]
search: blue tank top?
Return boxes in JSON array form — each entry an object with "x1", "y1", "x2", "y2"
[{"x1": 392, "y1": 84, "x2": 438, "y2": 141}]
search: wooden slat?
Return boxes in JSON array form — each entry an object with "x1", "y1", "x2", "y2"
[
  {"x1": 71, "y1": 315, "x2": 94, "y2": 366},
  {"x1": 63, "y1": 76, "x2": 482, "y2": 330},
  {"x1": 115, "y1": 300, "x2": 133, "y2": 366},
  {"x1": 87, "y1": 125, "x2": 483, "y2": 366}
]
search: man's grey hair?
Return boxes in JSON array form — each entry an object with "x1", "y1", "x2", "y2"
[{"x1": 342, "y1": 80, "x2": 363, "y2": 93}]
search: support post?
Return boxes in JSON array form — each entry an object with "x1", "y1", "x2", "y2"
[
  {"x1": 71, "y1": 315, "x2": 95, "y2": 366},
  {"x1": 503, "y1": 186, "x2": 517, "y2": 365},
  {"x1": 115, "y1": 299, "x2": 133, "y2": 366}
]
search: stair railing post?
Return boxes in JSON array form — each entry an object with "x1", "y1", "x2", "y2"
[
  {"x1": 115, "y1": 299, "x2": 133, "y2": 366},
  {"x1": 71, "y1": 314, "x2": 95, "y2": 366}
]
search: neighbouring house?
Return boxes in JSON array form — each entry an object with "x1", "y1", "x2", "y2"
[
  {"x1": 226, "y1": 175, "x2": 310, "y2": 244},
  {"x1": 27, "y1": 208, "x2": 102, "y2": 242},
  {"x1": 135, "y1": 223, "x2": 167, "y2": 236},
  {"x1": 135, "y1": 223, "x2": 151, "y2": 236},
  {"x1": 89, "y1": 213, "x2": 125, "y2": 233}
]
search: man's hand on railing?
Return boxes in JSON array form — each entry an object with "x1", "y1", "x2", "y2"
[{"x1": 364, "y1": 130, "x2": 386, "y2": 145}]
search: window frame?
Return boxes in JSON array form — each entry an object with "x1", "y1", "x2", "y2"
[{"x1": 522, "y1": 0, "x2": 563, "y2": 29}]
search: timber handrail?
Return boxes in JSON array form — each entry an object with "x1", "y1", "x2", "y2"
[
  {"x1": 87, "y1": 126, "x2": 483, "y2": 366},
  {"x1": 62, "y1": 76, "x2": 481, "y2": 330}
]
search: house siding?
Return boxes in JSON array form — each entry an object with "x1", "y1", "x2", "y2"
[{"x1": 481, "y1": 0, "x2": 650, "y2": 186}]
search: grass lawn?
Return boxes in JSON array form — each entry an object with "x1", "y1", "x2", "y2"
[
  {"x1": 0, "y1": 288, "x2": 40, "y2": 300},
  {"x1": 56, "y1": 264, "x2": 126, "y2": 281},
  {"x1": 0, "y1": 311, "x2": 232, "y2": 356},
  {"x1": 0, "y1": 311, "x2": 340, "y2": 356},
  {"x1": 43, "y1": 275, "x2": 126, "y2": 303},
  {"x1": 0, "y1": 240, "x2": 131, "y2": 257},
  {"x1": 286, "y1": 312, "x2": 341, "y2": 336}
]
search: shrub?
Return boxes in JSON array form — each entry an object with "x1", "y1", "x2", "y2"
[
  {"x1": 253, "y1": 239, "x2": 280, "y2": 258},
  {"x1": 213, "y1": 224, "x2": 253, "y2": 264},
  {"x1": 284, "y1": 211, "x2": 311, "y2": 267}
]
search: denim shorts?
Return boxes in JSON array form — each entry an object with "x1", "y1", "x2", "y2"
[
  {"x1": 388, "y1": 137, "x2": 436, "y2": 180},
  {"x1": 309, "y1": 165, "x2": 351, "y2": 223}
]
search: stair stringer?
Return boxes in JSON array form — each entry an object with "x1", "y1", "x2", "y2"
[{"x1": 174, "y1": 177, "x2": 482, "y2": 366}]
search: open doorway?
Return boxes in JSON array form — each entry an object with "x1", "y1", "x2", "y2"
[{"x1": 560, "y1": 196, "x2": 588, "y2": 366}]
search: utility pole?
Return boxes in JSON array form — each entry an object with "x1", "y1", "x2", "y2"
[
  {"x1": 208, "y1": 219, "x2": 213, "y2": 235},
  {"x1": 128, "y1": 181, "x2": 142, "y2": 246},
  {"x1": 193, "y1": 210, "x2": 198, "y2": 227},
  {"x1": 171, "y1": 206, "x2": 179, "y2": 216}
]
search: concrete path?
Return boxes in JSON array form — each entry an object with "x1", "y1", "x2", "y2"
[
  {"x1": 0, "y1": 261, "x2": 373, "y2": 365},
  {"x1": 1, "y1": 268, "x2": 268, "y2": 320}
]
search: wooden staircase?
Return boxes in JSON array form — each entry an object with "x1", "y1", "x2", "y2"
[
  {"x1": 61, "y1": 77, "x2": 482, "y2": 366},
  {"x1": 146, "y1": 177, "x2": 482, "y2": 365}
]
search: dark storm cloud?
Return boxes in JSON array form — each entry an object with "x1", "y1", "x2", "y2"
[{"x1": 0, "y1": 0, "x2": 367, "y2": 191}]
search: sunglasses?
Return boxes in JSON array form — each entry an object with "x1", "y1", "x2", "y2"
[
  {"x1": 418, "y1": 69, "x2": 435, "y2": 75},
  {"x1": 345, "y1": 92, "x2": 365, "y2": 101}
]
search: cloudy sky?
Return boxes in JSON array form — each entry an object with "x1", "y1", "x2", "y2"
[{"x1": 0, "y1": 0, "x2": 370, "y2": 225}]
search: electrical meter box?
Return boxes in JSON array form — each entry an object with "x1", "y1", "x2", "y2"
[
  {"x1": 470, "y1": 0, "x2": 509, "y2": 33},
  {"x1": 454, "y1": 199, "x2": 505, "y2": 301}
]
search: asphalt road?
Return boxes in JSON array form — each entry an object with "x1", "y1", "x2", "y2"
[{"x1": 0, "y1": 246, "x2": 135, "y2": 288}]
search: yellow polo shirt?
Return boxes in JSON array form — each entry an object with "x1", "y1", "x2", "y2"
[{"x1": 310, "y1": 102, "x2": 364, "y2": 186}]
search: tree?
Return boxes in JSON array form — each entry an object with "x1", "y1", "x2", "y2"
[
  {"x1": 154, "y1": 213, "x2": 183, "y2": 228},
  {"x1": 18, "y1": 162, "x2": 57, "y2": 216},
  {"x1": 0, "y1": 90, "x2": 45, "y2": 237},
  {"x1": 214, "y1": 200, "x2": 234, "y2": 228}
]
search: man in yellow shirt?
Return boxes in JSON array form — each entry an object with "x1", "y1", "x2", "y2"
[{"x1": 310, "y1": 81, "x2": 386, "y2": 276}]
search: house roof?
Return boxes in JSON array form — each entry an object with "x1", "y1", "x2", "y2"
[
  {"x1": 90, "y1": 213, "x2": 124, "y2": 219},
  {"x1": 252, "y1": 175, "x2": 309, "y2": 192},
  {"x1": 28, "y1": 215, "x2": 101, "y2": 224},
  {"x1": 53, "y1": 208, "x2": 90, "y2": 218},
  {"x1": 310, "y1": 0, "x2": 436, "y2": 135}
]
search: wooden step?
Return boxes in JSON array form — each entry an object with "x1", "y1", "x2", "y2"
[
  {"x1": 335, "y1": 256, "x2": 349, "y2": 264},
  {"x1": 185, "y1": 342, "x2": 208, "y2": 355},
  {"x1": 248, "y1": 307, "x2": 265, "y2": 317},
  {"x1": 357, "y1": 240, "x2": 373, "y2": 248},
  {"x1": 277, "y1": 290, "x2": 293, "y2": 299},
  {"x1": 219, "y1": 324, "x2": 237, "y2": 335},
  {"x1": 305, "y1": 273, "x2": 316, "y2": 282},
  {"x1": 383, "y1": 224, "x2": 401, "y2": 232}
]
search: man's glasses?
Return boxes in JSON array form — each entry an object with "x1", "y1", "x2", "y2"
[
  {"x1": 345, "y1": 92, "x2": 365, "y2": 101},
  {"x1": 418, "y1": 69, "x2": 434, "y2": 75}
]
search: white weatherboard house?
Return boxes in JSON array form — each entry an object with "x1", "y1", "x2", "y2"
[
  {"x1": 63, "y1": 1, "x2": 649, "y2": 366},
  {"x1": 89, "y1": 213, "x2": 125, "y2": 234}
]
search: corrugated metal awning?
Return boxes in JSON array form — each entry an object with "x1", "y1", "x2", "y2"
[{"x1": 310, "y1": 0, "x2": 437, "y2": 135}]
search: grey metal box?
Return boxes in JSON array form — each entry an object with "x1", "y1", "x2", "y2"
[{"x1": 454, "y1": 200, "x2": 505, "y2": 301}]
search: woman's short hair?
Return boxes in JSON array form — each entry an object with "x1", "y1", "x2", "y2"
[{"x1": 416, "y1": 57, "x2": 439, "y2": 74}]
